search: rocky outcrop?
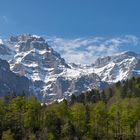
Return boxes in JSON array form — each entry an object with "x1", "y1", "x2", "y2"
[{"x1": 0, "y1": 59, "x2": 30, "y2": 96}]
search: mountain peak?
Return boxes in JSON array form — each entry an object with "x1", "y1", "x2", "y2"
[
  {"x1": 123, "y1": 51, "x2": 138, "y2": 57},
  {"x1": 10, "y1": 34, "x2": 45, "y2": 42}
]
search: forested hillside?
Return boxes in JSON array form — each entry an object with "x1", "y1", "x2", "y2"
[{"x1": 0, "y1": 77, "x2": 140, "y2": 140}]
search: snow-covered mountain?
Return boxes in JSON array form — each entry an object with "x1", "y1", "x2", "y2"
[
  {"x1": 0, "y1": 34, "x2": 105, "y2": 102},
  {"x1": 0, "y1": 34, "x2": 140, "y2": 102},
  {"x1": 93, "y1": 51, "x2": 140, "y2": 83}
]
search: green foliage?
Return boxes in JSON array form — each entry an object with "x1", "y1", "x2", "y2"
[
  {"x1": 2, "y1": 129, "x2": 14, "y2": 140},
  {"x1": 24, "y1": 96, "x2": 41, "y2": 128},
  {"x1": 71, "y1": 103, "x2": 87, "y2": 138},
  {"x1": 0, "y1": 76, "x2": 140, "y2": 139},
  {"x1": 89, "y1": 101, "x2": 107, "y2": 139}
]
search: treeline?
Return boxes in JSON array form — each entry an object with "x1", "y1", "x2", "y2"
[{"x1": 0, "y1": 77, "x2": 140, "y2": 140}]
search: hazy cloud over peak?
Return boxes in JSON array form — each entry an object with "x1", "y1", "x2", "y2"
[{"x1": 46, "y1": 35, "x2": 140, "y2": 64}]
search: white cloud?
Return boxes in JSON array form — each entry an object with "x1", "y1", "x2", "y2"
[
  {"x1": 0, "y1": 39, "x2": 3, "y2": 45},
  {"x1": 46, "y1": 35, "x2": 139, "y2": 64}
]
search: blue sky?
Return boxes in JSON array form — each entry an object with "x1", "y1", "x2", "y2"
[
  {"x1": 0, "y1": 0, "x2": 140, "y2": 64},
  {"x1": 0, "y1": 0, "x2": 140, "y2": 38}
]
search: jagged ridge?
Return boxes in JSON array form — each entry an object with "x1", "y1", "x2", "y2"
[{"x1": 0, "y1": 34, "x2": 140, "y2": 102}]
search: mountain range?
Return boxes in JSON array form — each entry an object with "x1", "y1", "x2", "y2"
[{"x1": 0, "y1": 34, "x2": 140, "y2": 102}]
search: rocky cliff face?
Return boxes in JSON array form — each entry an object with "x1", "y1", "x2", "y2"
[
  {"x1": 0, "y1": 58, "x2": 29, "y2": 96},
  {"x1": 0, "y1": 34, "x2": 139, "y2": 102}
]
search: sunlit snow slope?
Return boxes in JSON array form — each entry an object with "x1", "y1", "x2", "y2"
[{"x1": 0, "y1": 34, "x2": 140, "y2": 102}]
